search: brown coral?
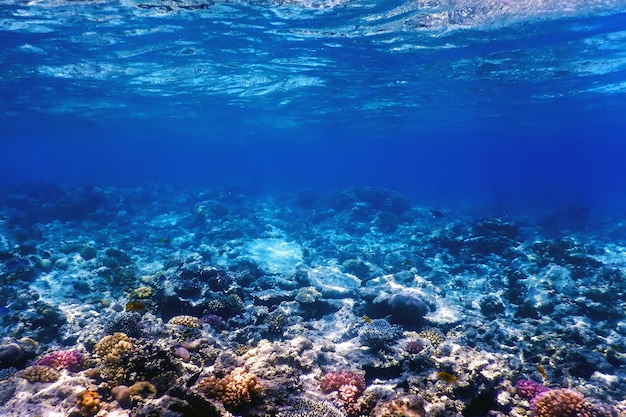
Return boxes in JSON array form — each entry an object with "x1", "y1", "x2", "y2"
[
  {"x1": 167, "y1": 315, "x2": 201, "y2": 328},
  {"x1": 94, "y1": 332, "x2": 133, "y2": 366},
  {"x1": 128, "y1": 381, "x2": 157, "y2": 399},
  {"x1": 198, "y1": 367, "x2": 261, "y2": 408},
  {"x1": 372, "y1": 394, "x2": 425, "y2": 417},
  {"x1": 93, "y1": 332, "x2": 133, "y2": 384},
  {"x1": 16, "y1": 365, "x2": 60, "y2": 383}
]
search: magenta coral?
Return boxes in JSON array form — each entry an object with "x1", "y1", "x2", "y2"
[
  {"x1": 36, "y1": 349, "x2": 85, "y2": 372},
  {"x1": 320, "y1": 370, "x2": 366, "y2": 394},
  {"x1": 516, "y1": 379, "x2": 550, "y2": 399}
]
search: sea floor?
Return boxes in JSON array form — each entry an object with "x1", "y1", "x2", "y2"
[{"x1": 1, "y1": 184, "x2": 626, "y2": 417}]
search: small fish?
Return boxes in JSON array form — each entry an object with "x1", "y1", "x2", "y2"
[
  {"x1": 437, "y1": 371, "x2": 458, "y2": 384},
  {"x1": 186, "y1": 371, "x2": 202, "y2": 387},
  {"x1": 125, "y1": 301, "x2": 147, "y2": 312},
  {"x1": 363, "y1": 315, "x2": 372, "y2": 324},
  {"x1": 536, "y1": 364, "x2": 548, "y2": 380},
  {"x1": 158, "y1": 238, "x2": 170, "y2": 244}
]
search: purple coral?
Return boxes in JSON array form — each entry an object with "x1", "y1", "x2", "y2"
[
  {"x1": 200, "y1": 314, "x2": 226, "y2": 329},
  {"x1": 516, "y1": 379, "x2": 550, "y2": 399},
  {"x1": 36, "y1": 349, "x2": 85, "y2": 372}
]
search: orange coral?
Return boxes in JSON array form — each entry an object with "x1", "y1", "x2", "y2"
[{"x1": 77, "y1": 389, "x2": 101, "y2": 416}]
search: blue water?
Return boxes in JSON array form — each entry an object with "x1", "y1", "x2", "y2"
[{"x1": 2, "y1": 0, "x2": 626, "y2": 216}]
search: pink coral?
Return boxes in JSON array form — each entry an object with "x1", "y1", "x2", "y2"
[
  {"x1": 531, "y1": 389, "x2": 597, "y2": 417},
  {"x1": 320, "y1": 370, "x2": 366, "y2": 394},
  {"x1": 36, "y1": 349, "x2": 85, "y2": 372},
  {"x1": 516, "y1": 379, "x2": 550, "y2": 399},
  {"x1": 321, "y1": 370, "x2": 366, "y2": 416}
]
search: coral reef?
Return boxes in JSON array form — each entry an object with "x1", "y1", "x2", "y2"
[{"x1": 0, "y1": 186, "x2": 624, "y2": 416}]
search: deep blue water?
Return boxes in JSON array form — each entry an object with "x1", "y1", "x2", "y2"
[{"x1": 2, "y1": 0, "x2": 626, "y2": 217}]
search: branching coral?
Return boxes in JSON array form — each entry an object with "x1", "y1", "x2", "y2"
[
  {"x1": 36, "y1": 349, "x2": 85, "y2": 371},
  {"x1": 198, "y1": 367, "x2": 261, "y2": 408},
  {"x1": 531, "y1": 389, "x2": 597, "y2": 417},
  {"x1": 93, "y1": 332, "x2": 133, "y2": 384},
  {"x1": 516, "y1": 379, "x2": 550, "y2": 399},
  {"x1": 94, "y1": 332, "x2": 133, "y2": 366},
  {"x1": 320, "y1": 370, "x2": 366, "y2": 394},
  {"x1": 321, "y1": 370, "x2": 367, "y2": 416}
]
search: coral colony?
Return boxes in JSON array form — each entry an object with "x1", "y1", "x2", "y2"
[{"x1": 0, "y1": 185, "x2": 625, "y2": 416}]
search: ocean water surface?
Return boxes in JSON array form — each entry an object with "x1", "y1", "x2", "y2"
[
  {"x1": 2, "y1": 1, "x2": 626, "y2": 416},
  {"x1": 2, "y1": 0, "x2": 626, "y2": 212}
]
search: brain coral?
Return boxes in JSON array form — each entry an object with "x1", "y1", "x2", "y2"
[
  {"x1": 198, "y1": 367, "x2": 261, "y2": 408},
  {"x1": 531, "y1": 389, "x2": 597, "y2": 417}
]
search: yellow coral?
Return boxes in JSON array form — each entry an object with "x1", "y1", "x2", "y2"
[
  {"x1": 94, "y1": 332, "x2": 133, "y2": 366},
  {"x1": 168, "y1": 315, "x2": 201, "y2": 328},
  {"x1": 132, "y1": 286, "x2": 153, "y2": 299},
  {"x1": 418, "y1": 328, "x2": 445, "y2": 348},
  {"x1": 16, "y1": 365, "x2": 59, "y2": 383},
  {"x1": 198, "y1": 367, "x2": 261, "y2": 407}
]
